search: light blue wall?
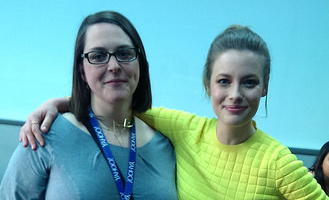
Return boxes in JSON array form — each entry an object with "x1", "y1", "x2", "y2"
[{"x1": 1, "y1": 1, "x2": 329, "y2": 149}]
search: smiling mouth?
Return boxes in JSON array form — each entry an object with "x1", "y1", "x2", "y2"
[{"x1": 225, "y1": 106, "x2": 247, "y2": 114}]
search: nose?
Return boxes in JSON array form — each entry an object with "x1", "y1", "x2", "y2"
[
  {"x1": 229, "y1": 84, "x2": 243, "y2": 102},
  {"x1": 107, "y1": 55, "x2": 121, "y2": 72}
]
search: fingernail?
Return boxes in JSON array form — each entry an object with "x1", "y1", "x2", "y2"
[{"x1": 41, "y1": 126, "x2": 47, "y2": 131}]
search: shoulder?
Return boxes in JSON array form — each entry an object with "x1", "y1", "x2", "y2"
[
  {"x1": 134, "y1": 116, "x2": 156, "y2": 147},
  {"x1": 250, "y1": 130, "x2": 301, "y2": 167},
  {"x1": 44, "y1": 113, "x2": 90, "y2": 143},
  {"x1": 251, "y1": 128, "x2": 284, "y2": 149},
  {"x1": 61, "y1": 112, "x2": 89, "y2": 134}
]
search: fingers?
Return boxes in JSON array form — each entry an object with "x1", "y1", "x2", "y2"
[
  {"x1": 31, "y1": 121, "x2": 45, "y2": 147},
  {"x1": 18, "y1": 98, "x2": 61, "y2": 150},
  {"x1": 19, "y1": 122, "x2": 39, "y2": 150},
  {"x1": 33, "y1": 111, "x2": 58, "y2": 147},
  {"x1": 19, "y1": 114, "x2": 45, "y2": 150},
  {"x1": 19, "y1": 127, "x2": 29, "y2": 147},
  {"x1": 39, "y1": 111, "x2": 57, "y2": 133}
]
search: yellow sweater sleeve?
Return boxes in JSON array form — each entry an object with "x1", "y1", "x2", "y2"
[
  {"x1": 274, "y1": 147, "x2": 327, "y2": 199},
  {"x1": 138, "y1": 107, "x2": 211, "y2": 143},
  {"x1": 138, "y1": 107, "x2": 328, "y2": 200}
]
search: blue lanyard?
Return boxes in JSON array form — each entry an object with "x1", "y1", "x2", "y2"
[{"x1": 88, "y1": 106, "x2": 136, "y2": 200}]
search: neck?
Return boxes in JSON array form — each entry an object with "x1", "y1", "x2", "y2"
[
  {"x1": 96, "y1": 116, "x2": 133, "y2": 133},
  {"x1": 216, "y1": 121, "x2": 256, "y2": 145},
  {"x1": 91, "y1": 98, "x2": 133, "y2": 128}
]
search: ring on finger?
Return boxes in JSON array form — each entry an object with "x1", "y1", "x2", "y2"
[{"x1": 31, "y1": 120, "x2": 39, "y2": 124}]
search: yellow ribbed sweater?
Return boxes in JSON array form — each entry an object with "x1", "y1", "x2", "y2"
[{"x1": 138, "y1": 107, "x2": 328, "y2": 200}]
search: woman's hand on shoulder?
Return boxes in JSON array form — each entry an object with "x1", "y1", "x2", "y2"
[{"x1": 19, "y1": 98, "x2": 62, "y2": 150}]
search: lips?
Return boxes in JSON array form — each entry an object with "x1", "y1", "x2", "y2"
[
  {"x1": 104, "y1": 78, "x2": 127, "y2": 84},
  {"x1": 225, "y1": 105, "x2": 247, "y2": 114}
]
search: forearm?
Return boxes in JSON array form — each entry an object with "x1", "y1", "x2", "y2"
[
  {"x1": 138, "y1": 107, "x2": 202, "y2": 140},
  {"x1": 53, "y1": 97, "x2": 70, "y2": 113}
]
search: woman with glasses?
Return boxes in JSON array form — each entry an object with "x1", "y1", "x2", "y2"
[
  {"x1": 17, "y1": 25, "x2": 328, "y2": 199},
  {"x1": 0, "y1": 11, "x2": 177, "y2": 200}
]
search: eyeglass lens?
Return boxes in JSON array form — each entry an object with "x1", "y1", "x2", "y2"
[{"x1": 87, "y1": 48, "x2": 137, "y2": 64}]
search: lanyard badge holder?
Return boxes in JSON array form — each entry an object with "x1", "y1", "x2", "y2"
[{"x1": 87, "y1": 106, "x2": 136, "y2": 200}]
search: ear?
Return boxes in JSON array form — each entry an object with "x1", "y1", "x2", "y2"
[
  {"x1": 262, "y1": 77, "x2": 269, "y2": 97},
  {"x1": 206, "y1": 85, "x2": 211, "y2": 96}
]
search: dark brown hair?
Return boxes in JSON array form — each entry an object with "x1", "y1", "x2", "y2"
[{"x1": 69, "y1": 11, "x2": 152, "y2": 121}]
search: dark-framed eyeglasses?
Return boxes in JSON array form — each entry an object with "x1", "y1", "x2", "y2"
[{"x1": 81, "y1": 47, "x2": 139, "y2": 64}]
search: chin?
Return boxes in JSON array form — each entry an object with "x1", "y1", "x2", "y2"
[{"x1": 223, "y1": 116, "x2": 252, "y2": 127}]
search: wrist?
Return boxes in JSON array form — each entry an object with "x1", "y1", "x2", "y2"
[{"x1": 54, "y1": 97, "x2": 70, "y2": 113}]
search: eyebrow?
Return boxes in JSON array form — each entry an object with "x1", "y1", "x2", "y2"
[
  {"x1": 242, "y1": 74, "x2": 260, "y2": 79},
  {"x1": 88, "y1": 45, "x2": 134, "y2": 52},
  {"x1": 216, "y1": 73, "x2": 260, "y2": 79}
]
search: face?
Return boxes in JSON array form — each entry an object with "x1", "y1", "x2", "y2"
[
  {"x1": 322, "y1": 153, "x2": 329, "y2": 180},
  {"x1": 208, "y1": 50, "x2": 268, "y2": 127},
  {"x1": 82, "y1": 23, "x2": 140, "y2": 110}
]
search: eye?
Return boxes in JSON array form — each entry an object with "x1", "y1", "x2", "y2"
[
  {"x1": 89, "y1": 51, "x2": 108, "y2": 62},
  {"x1": 243, "y1": 79, "x2": 259, "y2": 88},
  {"x1": 116, "y1": 49, "x2": 134, "y2": 60},
  {"x1": 217, "y1": 79, "x2": 230, "y2": 86}
]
